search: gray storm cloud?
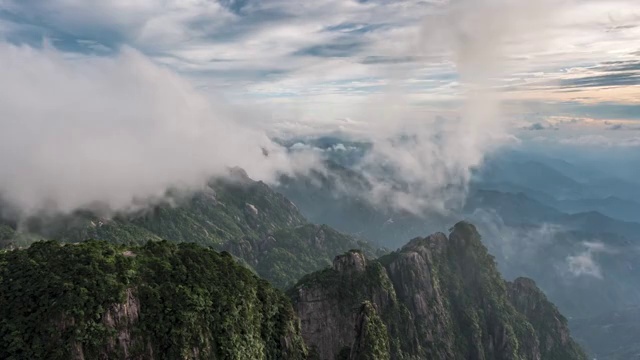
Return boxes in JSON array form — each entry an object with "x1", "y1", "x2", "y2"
[{"x1": 0, "y1": 43, "x2": 316, "y2": 215}]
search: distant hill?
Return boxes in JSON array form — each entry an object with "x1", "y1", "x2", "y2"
[
  {"x1": 466, "y1": 190, "x2": 640, "y2": 241},
  {"x1": 553, "y1": 196, "x2": 640, "y2": 223}
]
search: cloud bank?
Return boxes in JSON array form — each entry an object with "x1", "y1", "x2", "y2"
[
  {"x1": 0, "y1": 43, "x2": 315, "y2": 215},
  {"x1": 1, "y1": 0, "x2": 636, "y2": 219}
]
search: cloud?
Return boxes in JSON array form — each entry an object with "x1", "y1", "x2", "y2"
[
  {"x1": 0, "y1": 42, "x2": 317, "y2": 216},
  {"x1": 2, "y1": 0, "x2": 638, "y2": 112},
  {"x1": 469, "y1": 208, "x2": 564, "y2": 261},
  {"x1": 558, "y1": 135, "x2": 640, "y2": 147},
  {"x1": 567, "y1": 251, "x2": 602, "y2": 279},
  {"x1": 283, "y1": 0, "x2": 555, "y2": 215},
  {"x1": 604, "y1": 121, "x2": 640, "y2": 131},
  {"x1": 1, "y1": 0, "x2": 639, "y2": 217},
  {"x1": 584, "y1": 241, "x2": 618, "y2": 254},
  {"x1": 560, "y1": 72, "x2": 640, "y2": 88},
  {"x1": 565, "y1": 241, "x2": 615, "y2": 279},
  {"x1": 293, "y1": 39, "x2": 365, "y2": 58},
  {"x1": 357, "y1": 0, "x2": 555, "y2": 213}
]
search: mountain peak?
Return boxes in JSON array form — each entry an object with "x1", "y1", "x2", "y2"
[
  {"x1": 292, "y1": 223, "x2": 588, "y2": 360},
  {"x1": 333, "y1": 250, "x2": 368, "y2": 273}
]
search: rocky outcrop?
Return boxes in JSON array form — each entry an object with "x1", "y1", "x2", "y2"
[
  {"x1": 333, "y1": 250, "x2": 367, "y2": 273},
  {"x1": 291, "y1": 222, "x2": 588, "y2": 360},
  {"x1": 291, "y1": 250, "x2": 398, "y2": 360},
  {"x1": 101, "y1": 288, "x2": 142, "y2": 358},
  {"x1": 507, "y1": 277, "x2": 588, "y2": 360}
]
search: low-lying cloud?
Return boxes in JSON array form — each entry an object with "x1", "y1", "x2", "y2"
[
  {"x1": 0, "y1": 43, "x2": 316, "y2": 216},
  {"x1": 567, "y1": 250, "x2": 603, "y2": 279},
  {"x1": 565, "y1": 241, "x2": 618, "y2": 279}
]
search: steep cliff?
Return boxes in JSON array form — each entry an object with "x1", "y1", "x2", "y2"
[
  {"x1": 0, "y1": 240, "x2": 307, "y2": 360},
  {"x1": 290, "y1": 222, "x2": 588, "y2": 360},
  {"x1": 507, "y1": 278, "x2": 588, "y2": 360}
]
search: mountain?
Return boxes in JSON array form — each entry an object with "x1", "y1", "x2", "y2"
[
  {"x1": 468, "y1": 191, "x2": 640, "y2": 319},
  {"x1": 475, "y1": 160, "x2": 586, "y2": 199},
  {"x1": 0, "y1": 161, "x2": 621, "y2": 359},
  {"x1": 0, "y1": 223, "x2": 588, "y2": 360},
  {"x1": 467, "y1": 190, "x2": 640, "y2": 241},
  {"x1": 477, "y1": 223, "x2": 640, "y2": 318},
  {"x1": 279, "y1": 160, "x2": 640, "y2": 319},
  {"x1": 0, "y1": 240, "x2": 308, "y2": 359},
  {"x1": 0, "y1": 169, "x2": 378, "y2": 289},
  {"x1": 552, "y1": 196, "x2": 640, "y2": 223},
  {"x1": 289, "y1": 222, "x2": 587, "y2": 360},
  {"x1": 559, "y1": 211, "x2": 640, "y2": 241},
  {"x1": 277, "y1": 163, "x2": 449, "y2": 248},
  {"x1": 277, "y1": 143, "x2": 639, "y2": 359},
  {"x1": 464, "y1": 190, "x2": 563, "y2": 224}
]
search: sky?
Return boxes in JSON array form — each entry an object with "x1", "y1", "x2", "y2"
[
  {"x1": 0, "y1": 0, "x2": 638, "y2": 137},
  {"x1": 0, "y1": 0, "x2": 639, "y2": 215}
]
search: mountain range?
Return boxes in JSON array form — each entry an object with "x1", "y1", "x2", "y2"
[
  {"x1": 274, "y1": 138, "x2": 640, "y2": 359},
  {"x1": 0, "y1": 222, "x2": 586, "y2": 360},
  {"x1": 0, "y1": 166, "x2": 591, "y2": 359},
  {"x1": 0, "y1": 138, "x2": 637, "y2": 359}
]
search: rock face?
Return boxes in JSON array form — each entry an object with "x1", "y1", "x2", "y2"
[
  {"x1": 507, "y1": 277, "x2": 588, "y2": 360},
  {"x1": 291, "y1": 221, "x2": 588, "y2": 360},
  {"x1": 292, "y1": 251, "x2": 392, "y2": 360},
  {"x1": 333, "y1": 251, "x2": 368, "y2": 273}
]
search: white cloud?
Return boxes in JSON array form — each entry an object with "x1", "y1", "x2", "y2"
[
  {"x1": 1, "y1": 0, "x2": 639, "y2": 217},
  {"x1": 559, "y1": 134, "x2": 640, "y2": 147},
  {"x1": 566, "y1": 241, "x2": 617, "y2": 279},
  {"x1": 332, "y1": 143, "x2": 346, "y2": 151},
  {"x1": 567, "y1": 251, "x2": 602, "y2": 278},
  {"x1": 2, "y1": 0, "x2": 639, "y2": 110},
  {"x1": 0, "y1": 43, "x2": 317, "y2": 215}
]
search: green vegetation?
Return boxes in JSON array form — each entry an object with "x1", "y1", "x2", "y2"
[
  {"x1": 0, "y1": 240, "x2": 307, "y2": 360},
  {"x1": 351, "y1": 301, "x2": 390, "y2": 360},
  {"x1": 289, "y1": 255, "x2": 393, "y2": 306},
  {"x1": 0, "y1": 176, "x2": 378, "y2": 288},
  {"x1": 0, "y1": 173, "x2": 588, "y2": 360},
  {"x1": 436, "y1": 222, "x2": 537, "y2": 359},
  {"x1": 227, "y1": 224, "x2": 377, "y2": 289}
]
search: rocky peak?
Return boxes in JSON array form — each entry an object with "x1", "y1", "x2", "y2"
[
  {"x1": 291, "y1": 222, "x2": 588, "y2": 360},
  {"x1": 333, "y1": 250, "x2": 367, "y2": 273},
  {"x1": 448, "y1": 220, "x2": 482, "y2": 250},
  {"x1": 402, "y1": 232, "x2": 448, "y2": 253}
]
